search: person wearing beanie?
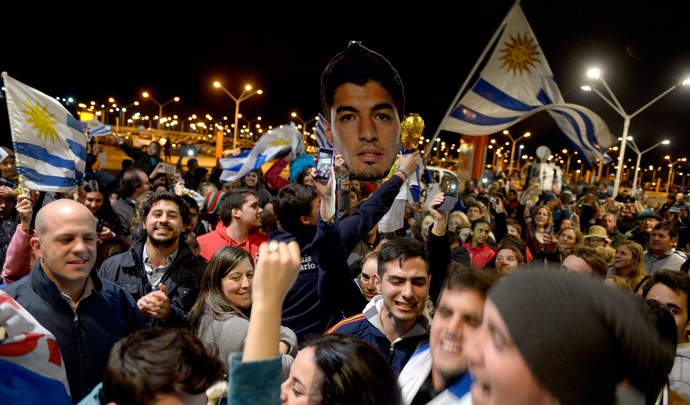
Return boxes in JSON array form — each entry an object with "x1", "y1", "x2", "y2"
[{"x1": 463, "y1": 269, "x2": 676, "y2": 405}]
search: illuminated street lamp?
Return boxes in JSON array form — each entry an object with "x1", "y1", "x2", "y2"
[
  {"x1": 502, "y1": 129, "x2": 530, "y2": 175},
  {"x1": 627, "y1": 138, "x2": 670, "y2": 196},
  {"x1": 665, "y1": 155, "x2": 688, "y2": 193},
  {"x1": 213, "y1": 81, "x2": 263, "y2": 151},
  {"x1": 582, "y1": 68, "x2": 689, "y2": 197},
  {"x1": 108, "y1": 98, "x2": 139, "y2": 134},
  {"x1": 142, "y1": 92, "x2": 179, "y2": 130}
]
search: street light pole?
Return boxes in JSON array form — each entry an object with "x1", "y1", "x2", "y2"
[
  {"x1": 142, "y1": 92, "x2": 180, "y2": 130},
  {"x1": 666, "y1": 156, "x2": 688, "y2": 193},
  {"x1": 503, "y1": 129, "x2": 530, "y2": 176},
  {"x1": 583, "y1": 68, "x2": 689, "y2": 197},
  {"x1": 627, "y1": 138, "x2": 670, "y2": 196},
  {"x1": 213, "y1": 82, "x2": 263, "y2": 151}
]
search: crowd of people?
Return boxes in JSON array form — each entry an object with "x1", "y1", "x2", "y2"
[{"x1": 2, "y1": 41, "x2": 690, "y2": 405}]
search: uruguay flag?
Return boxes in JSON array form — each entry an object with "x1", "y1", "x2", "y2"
[
  {"x1": 219, "y1": 122, "x2": 305, "y2": 182},
  {"x1": 84, "y1": 118, "x2": 112, "y2": 141},
  {"x1": 313, "y1": 113, "x2": 332, "y2": 150},
  {"x1": 438, "y1": 3, "x2": 615, "y2": 164},
  {"x1": 2, "y1": 72, "x2": 87, "y2": 193}
]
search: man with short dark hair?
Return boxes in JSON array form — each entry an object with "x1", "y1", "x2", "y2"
[
  {"x1": 79, "y1": 327, "x2": 225, "y2": 405},
  {"x1": 196, "y1": 189, "x2": 268, "y2": 263},
  {"x1": 463, "y1": 219, "x2": 496, "y2": 268},
  {"x1": 645, "y1": 223, "x2": 687, "y2": 273},
  {"x1": 642, "y1": 269, "x2": 690, "y2": 402},
  {"x1": 100, "y1": 191, "x2": 206, "y2": 328},
  {"x1": 327, "y1": 238, "x2": 431, "y2": 374},
  {"x1": 320, "y1": 41, "x2": 404, "y2": 181},
  {"x1": 398, "y1": 266, "x2": 496, "y2": 403}
]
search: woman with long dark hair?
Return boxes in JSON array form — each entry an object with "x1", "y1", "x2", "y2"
[
  {"x1": 188, "y1": 246, "x2": 298, "y2": 379},
  {"x1": 82, "y1": 179, "x2": 128, "y2": 241}
]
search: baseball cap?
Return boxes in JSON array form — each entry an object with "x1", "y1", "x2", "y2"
[{"x1": 638, "y1": 210, "x2": 660, "y2": 220}]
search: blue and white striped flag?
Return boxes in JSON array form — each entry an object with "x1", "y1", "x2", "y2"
[
  {"x1": 314, "y1": 113, "x2": 332, "y2": 150},
  {"x1": 2, "y1": 72, "x2": 87, "y2": 193},
  {"x1": 219, "y1": 122, "x2": 305, "y2": 182},
  {"x1": 438, "y1": 3, "x2": 615, "y2": 164},
  {"x1": 84, "y1": 118, "x2": 112, "y2": 141}
]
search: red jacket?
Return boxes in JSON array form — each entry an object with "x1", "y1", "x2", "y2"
[
  {"x1": 462, "y1": 242, "x2": 496, "y2": 269},
  {"x1": 197, "y1": 221, "x2": 268, "y2": 263}
]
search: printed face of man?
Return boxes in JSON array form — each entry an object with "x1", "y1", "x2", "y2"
[{"x1": 326, "y1": 81, "x2": 401, "y2": 181}]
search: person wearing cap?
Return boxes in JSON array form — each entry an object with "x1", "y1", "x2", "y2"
[
  {"x1": 584, "y1": 225, "x2": 612, "y2": 248},
  {"x1": 645, "y1": 222, "x2": 687, "y2": 273},
  {"x1": 626, "y1": 209, "x2": 661, "y2": 249},
  {"x1": 463, "y1": 269, "x2": 675, "y2": 405}
]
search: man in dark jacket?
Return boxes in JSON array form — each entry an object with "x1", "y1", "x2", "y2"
[
  {"x1": 326, "y1": 238, "x2": 431, "y2": 374},
  {"x1": 4, "y1": 199, "x2": 144, "y2": 403},
  {"x1": 99, "y1": 191, "x2": 205, "y2": 328}
]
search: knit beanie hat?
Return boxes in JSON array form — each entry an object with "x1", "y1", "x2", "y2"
[
  {"x1": 201, "y1": 191, "x2": 225, "y2": 215},
  {"x1": 489, "y1": 270, "x2": 675, "y2": 405}
]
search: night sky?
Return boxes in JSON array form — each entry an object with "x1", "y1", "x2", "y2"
[{"x1": 2, "y1": 1, "x2": 689, "y2": 171}]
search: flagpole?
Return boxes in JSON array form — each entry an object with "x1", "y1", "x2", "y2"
[{"x1": 424, "y1": 1, "x2": 520, "y2": 160}]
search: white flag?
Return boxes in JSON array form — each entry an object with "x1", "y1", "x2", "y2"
[
  {"x1": 2, "y1": 72, "x2": 87, "y2": 192},
  {"x1": 438, "y1": 3, "x2": 615, "y2": 163},
  {"x1": 219, "y1": 122, "x2": 305, "y2": 182},
  {"x1": 84, "y1": 118, "x2": 112, "y2": 141}
]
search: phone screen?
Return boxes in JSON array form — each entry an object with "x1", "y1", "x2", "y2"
[
  {"x1": 315, "y1": 148, "x2": 334, "y2": 183},
  {"x1": 445, "y1": 179, "x2": 459, "y2": 197}
]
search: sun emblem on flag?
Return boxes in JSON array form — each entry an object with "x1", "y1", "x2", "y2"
[
  {"x1": 21, "y1": 99, "x2": 59, "y2": 143},
  {"x1": 499, "y1": 32, "x2": 540, "y2": 76}
]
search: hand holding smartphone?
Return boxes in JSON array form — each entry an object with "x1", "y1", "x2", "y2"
[
  {"x1": 435, "y1": 178, "x2": 459, "y2": 211},
  {"x1": 315, "y1": 148, "x2": 334, "y2": 184}
]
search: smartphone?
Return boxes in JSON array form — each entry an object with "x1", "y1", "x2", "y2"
[
  {"x1": 315, "y1": 148, "x2": 334, "y2": 183},
  {"x1": 436, "y1": 178, "x2": 459, "y2": 211},
  {"x1": 162, "y1": 165, "x2": 176, "y2": 174}
]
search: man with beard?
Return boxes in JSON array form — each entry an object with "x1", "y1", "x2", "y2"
[
  {"x1": 320, "y1": 41, "x2": 404, "y2": 181},
  {"x1": 99, "y1": 192, "x2": 206, "y2": 327}
]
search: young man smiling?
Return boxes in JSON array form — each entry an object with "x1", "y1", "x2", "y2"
[
  {"x1": 398, "y1": 266, "x2": 496, "y2": 404},
  {"x1": 326, "y1": 238, "x2": 431, "y2": 374}
]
